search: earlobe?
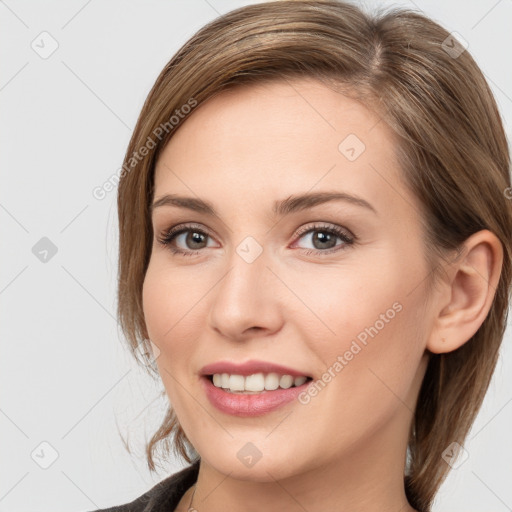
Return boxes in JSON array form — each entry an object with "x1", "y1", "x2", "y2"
[{"x1": 426, "y1": 230, "x2": 503, "y2": 355}]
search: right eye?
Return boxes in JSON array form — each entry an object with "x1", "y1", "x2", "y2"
[{"x1": 157, "y1": 223, "x2": 217, "y2": 256}]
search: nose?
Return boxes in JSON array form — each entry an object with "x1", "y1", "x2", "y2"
[{"x1": 208, "y1": 246, "x2": 284, "y2": 342}]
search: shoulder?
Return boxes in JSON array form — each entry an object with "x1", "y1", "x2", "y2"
[{"x1": 83, "y1": 461, "x2": 200, "y2": 512}]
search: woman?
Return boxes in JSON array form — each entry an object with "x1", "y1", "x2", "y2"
[{"x1": 89, "y1": 1, "x2": 511, "y2": 511}]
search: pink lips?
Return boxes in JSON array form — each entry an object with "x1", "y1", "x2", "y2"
[
  {"x1": 200, "y1": 359, "x2": 311, "y2": 417},
  {"x1": 200, "y1": 359, "x2": 309, "y2": 378}
]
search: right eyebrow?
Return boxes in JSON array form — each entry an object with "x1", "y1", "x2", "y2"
[{"x1": 151, "y1": 194, "x2": 215, "y2": 215}]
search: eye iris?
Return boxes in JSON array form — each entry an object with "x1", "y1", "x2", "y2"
[
  {"x1": 187, "y1": 231, "x2": 207, "y2": 249},
  {"x1": 313, "y1": 231, "x2": 337, "y2": 250}
]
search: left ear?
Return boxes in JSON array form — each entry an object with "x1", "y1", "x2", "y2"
[{"x1": 426, "y1": 229, "x2": 503, "y2": 354}]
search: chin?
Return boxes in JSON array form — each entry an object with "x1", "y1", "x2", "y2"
[{"x1": 191, "y1": 432, "x2": 317, "y2": 483}]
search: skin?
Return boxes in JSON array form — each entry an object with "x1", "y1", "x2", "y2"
[{"x1": 142, "y1": 77, "x2": 503, "y2": 512}]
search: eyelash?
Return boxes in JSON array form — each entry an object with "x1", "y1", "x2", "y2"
[{"x1": 156, "y1": 222, "x2": 355, "y2": 257}]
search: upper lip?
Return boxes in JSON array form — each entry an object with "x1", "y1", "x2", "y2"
[{"x1": 200, "y1": 359, "x2": 311, "y2": 378}]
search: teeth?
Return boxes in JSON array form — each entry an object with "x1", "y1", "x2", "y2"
[
  {"x1": 265, "y1": 372, "x2": 279, "y2": 390},
  {"x1": 245, "y1": 373, "x2": 265, "y2": 391},
  {"x1": 279, "y1": 375, "x2": 293, "y2": 389},
  {"x1": 210, "y1": 372, "x2": 310, "y2": 393},
  {"x1": 294, "y1": 376, "x2": 307, "y2": 387},
  {"x1": 229, "y1": 374, "x2": 245, "y2": 391}
]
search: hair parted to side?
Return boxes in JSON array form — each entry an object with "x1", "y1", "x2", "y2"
[{"x1": 116, "y1": 1, "x2": 512, "y2": 510}]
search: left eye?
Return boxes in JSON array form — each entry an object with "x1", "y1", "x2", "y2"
[{"x1": 293, "y1": 224, "x2": 354, "y2": 254}]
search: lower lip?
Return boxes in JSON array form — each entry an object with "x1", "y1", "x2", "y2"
[{"x1": 201, "y1": 376, "x2": 310, "y2": 417}]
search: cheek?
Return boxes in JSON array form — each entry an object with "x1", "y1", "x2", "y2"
[
  {"x1": 142, "y1": 268, "x2": 168, "y2": 343},
  {"x1": 143, "y1": 261, "x2": 201, "y2": 340},
  {"x1": 142, "y1": 265, "x2": 186, "y2": 384},
  {"x1": 293, "y1": 246, "x2": 429, "y2": 407},
  {"x1": 142, "y1": 266, "x2": 201, "y2": 420},
  {"x1": 142, "y1": 262, "x2": 211, "y2": 375}
]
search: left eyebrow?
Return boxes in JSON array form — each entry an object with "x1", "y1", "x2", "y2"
[
  {"x1": 150, "y1": 191, "x2": 377, "y2": 216},
  {"x1": 273, "y1": 191, "x2": 377, "y2": 216}
]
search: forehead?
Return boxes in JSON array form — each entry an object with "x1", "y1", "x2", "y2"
[{"x1": 153, "y1": 78, "x2": 409, "y2": 220}]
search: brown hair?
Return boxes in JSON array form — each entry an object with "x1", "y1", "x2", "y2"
[{"x1": 116, "y1": 1, "x2": 512, "y2": 510}]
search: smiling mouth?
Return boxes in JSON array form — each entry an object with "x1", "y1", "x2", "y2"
[{"x1": 206, "y1": 373, "x2": 313, "y2": 394}]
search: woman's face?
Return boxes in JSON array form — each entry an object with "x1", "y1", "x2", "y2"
[{"x1": 143, "y1": 78, "x2": 432, "y2": 481}]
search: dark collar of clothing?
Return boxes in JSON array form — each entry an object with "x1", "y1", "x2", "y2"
[{"x1": 87, "y1": 460, "x2": 200, "y2": 512}]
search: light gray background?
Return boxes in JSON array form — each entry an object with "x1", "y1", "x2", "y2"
[{"x1": 1, "y1": 1, "x2": 511, "y2": 511}]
